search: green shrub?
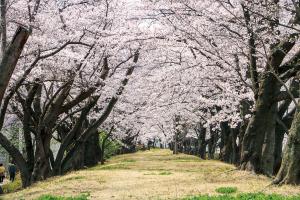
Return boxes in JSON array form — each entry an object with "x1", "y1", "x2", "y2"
[
  {"x1": 215, "y1": 187, "x2": 237, "y2": 194},
  {"x1": 99, "y1": 131, "x2": 121, "y2": 160}
]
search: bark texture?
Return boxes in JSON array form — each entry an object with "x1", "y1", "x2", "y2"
[
  {"x1": 240, "y1": 73, "x2": 279, "y2": 176},
  {"x1": 274, "y1": 106, "x2": 300, "y2": 185}
]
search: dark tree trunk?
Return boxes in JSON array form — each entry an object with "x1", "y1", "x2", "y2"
[
  {"x1": 274, "y1": 124, "x2": 285, "y2": 174},
  {"x1": 231, "y1": 127, "x2": 239, "y2": 164},
  {"x1": 0, "y1": 0, "x2": 7, "y2": 55},
  {"x1": 208, "y1": 127, "x2": 217, "y2": 159},
  {"x1": 198, "y1": 127, "x2": 206, "y2": 159},
  {"x1": 61, "y1": 141, "x2": 85, "y2": 173},
  {"x1": 273, "y1": 111, "x2": 295, "y2": 174},
  {"x1": 58, "y1": 126, "x2": 100, "y2": 172},
  {"x1": 0, "y1": 27, "x2": 29, "y2": 103},
  {"x1": 31, "y1": 134, "x2": 52, "y2": 182},
  {"x1": 23, "y1": 120, "x2": 34, "y2": 173},
  {"x1": 274, "y1": 107, "x2": 300, "y2": 185},
  {"x1": 220, "y1": 122, "x2": 239, "y2": 164},
  {"x1": 273, "y1": 88, "x2": 296, "y2": 174},
  {"x1": 237, "y1": 99, "x2": 252, "y2": 164},
  {"x1": 84, "y1": 130, "x2": 101, "y2": 167},
  {"x1": 240, "y1": 73, "x2": 279, "y2": 176},
  {"x1": 173, "y1": 131, "x2": 178, "y2": 154},
  {"x1": 220, "y1": 122, "x2": 230, "y2": 162},
  {"x1": 169, "y1": 143, "x2": 173, "y2": 151}
]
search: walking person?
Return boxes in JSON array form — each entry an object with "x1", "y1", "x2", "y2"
[
  {"x1": 8, "y1": 163, "x2": 16, "y2": 182},
  {"x1": 0, "y1": 163, "x2": 5, "y2": 183}
]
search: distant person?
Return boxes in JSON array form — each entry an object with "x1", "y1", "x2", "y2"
[
  {"x1": 0, "y1": 163, "x2": 5, "y2": 183},
  {"x1": 8, "y1": 163, "x2": 16, "y2": 182},
  {"x1": 0, "y1": 185, "x2": 3, "y2": 194}
]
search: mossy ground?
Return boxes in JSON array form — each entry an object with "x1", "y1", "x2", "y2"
[{"x1": 2, "y1": 149, "x2": 300, "y2": 200}]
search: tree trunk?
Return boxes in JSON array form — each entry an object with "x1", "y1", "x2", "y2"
[
  {"x1": 208, "y1": 127, "x2": 217, "y2": 159},
  {"x1": 237, "y1": 99, "x2": 252, "y2": 164},
  {"x1": 274, "y1": 106, "x2": 300, "y2": 185},
  {"x1": 0, "y1": 27, "x2": 29, "y2": 104},
  {"x1": 169, "y1": 143, "x2": 173, "y2": 151},
  {"x1": 23, "y1": 115, "x2": 34, "y2": 173},
  {"x1": 31, "y1": 134, "x2": 52, "y2": 182},
  {"x1": 173, "y1": 131, "x2": 178, "y2": 154},
  {"x1": 231, "y1": 127, "x2": 239, "y2": 164},
  {"x1": 198, "y1": 127, "x2": 206, "y2": 159},
  {"x1": 0, "y1": 27, "x2": 30, "y2": 187},
  {"x1": 220, "y1": 121, "x2": 230, "y2": 162},
  {"x1": 84, "y1": 130, "x2": 101, "y2": 167},
  {"x1": 220, "y1": 122, "x2": 238, "y2": 164},
  {"x1": 61, "y1": 142, "x2": 85, "y2": 173},
  {"x1": 274, "y1": 124, "x2": 285, "y2": 174},
  {"x1": 0, "y1": 0, "x2": 7, "y2": 55},
  {"x1": 274, "y1": 101, "x2": 295, "y2": 174},
  {"x1": 240, "y1": 73, "x2": 279, "y2": 176}
]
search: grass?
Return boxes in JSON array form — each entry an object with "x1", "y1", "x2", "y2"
[
  {"x1": 96, "y1": 163, "x2": 131, "y2": 170},
  {"x1": 2, "y1": 173, "x2": 22, "y2": 193},
  {"x1": 143, "y1": 171, "x2": 172, "y2": 175},
  {"x1": 36, "y1": 193, "x2": 89, "y2": 200},
  {"x1": 2, "y1": 149, "x2": 300, "y2": 200},
  {"x1": 63, "y1": 176, "x2": 85, "y2": 182},
  {"x1": 121, "y1": 159, "x2": 136, "y2": 163},
  {"x1": 158, "y1": 171, "x2": 172, "y2": 175},
  {"x1": 215, "y1": 187, "x2": 237, "y2": 194},
  {"x1": 183, "y1": 193, "x2": 300, "y2": 200}
]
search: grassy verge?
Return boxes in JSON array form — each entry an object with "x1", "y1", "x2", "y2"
[
  {"x1": 2, "y1": 150, "x2": 300, "y2": 200},
  {"x1": 35, "y1": 193, "x2": 89, "y2": 200},
  {"x1": 2, "y1": 173, "x2": 22, "y2": 193},
  {"x1": 183, "y1": 193, "x2": 300, "y2": 200},
  {"x1": 215, "y1": 187, "x2": 238, "y2": 194}
]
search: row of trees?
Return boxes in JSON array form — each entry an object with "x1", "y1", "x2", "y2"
[
  {"x1": 104, "y1": 0, "x2": 300, "y2": 185},
  {"x1": 134, "y1": 0, "x2": 300, "y2": 185},
  {"x1": 0, "y1": 0, "x2": 148, "y2": 187}
]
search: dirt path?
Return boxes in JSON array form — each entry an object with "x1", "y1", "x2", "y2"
[{"x1": 2, "y1": 149, "x2": 300, "y2": 200}]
